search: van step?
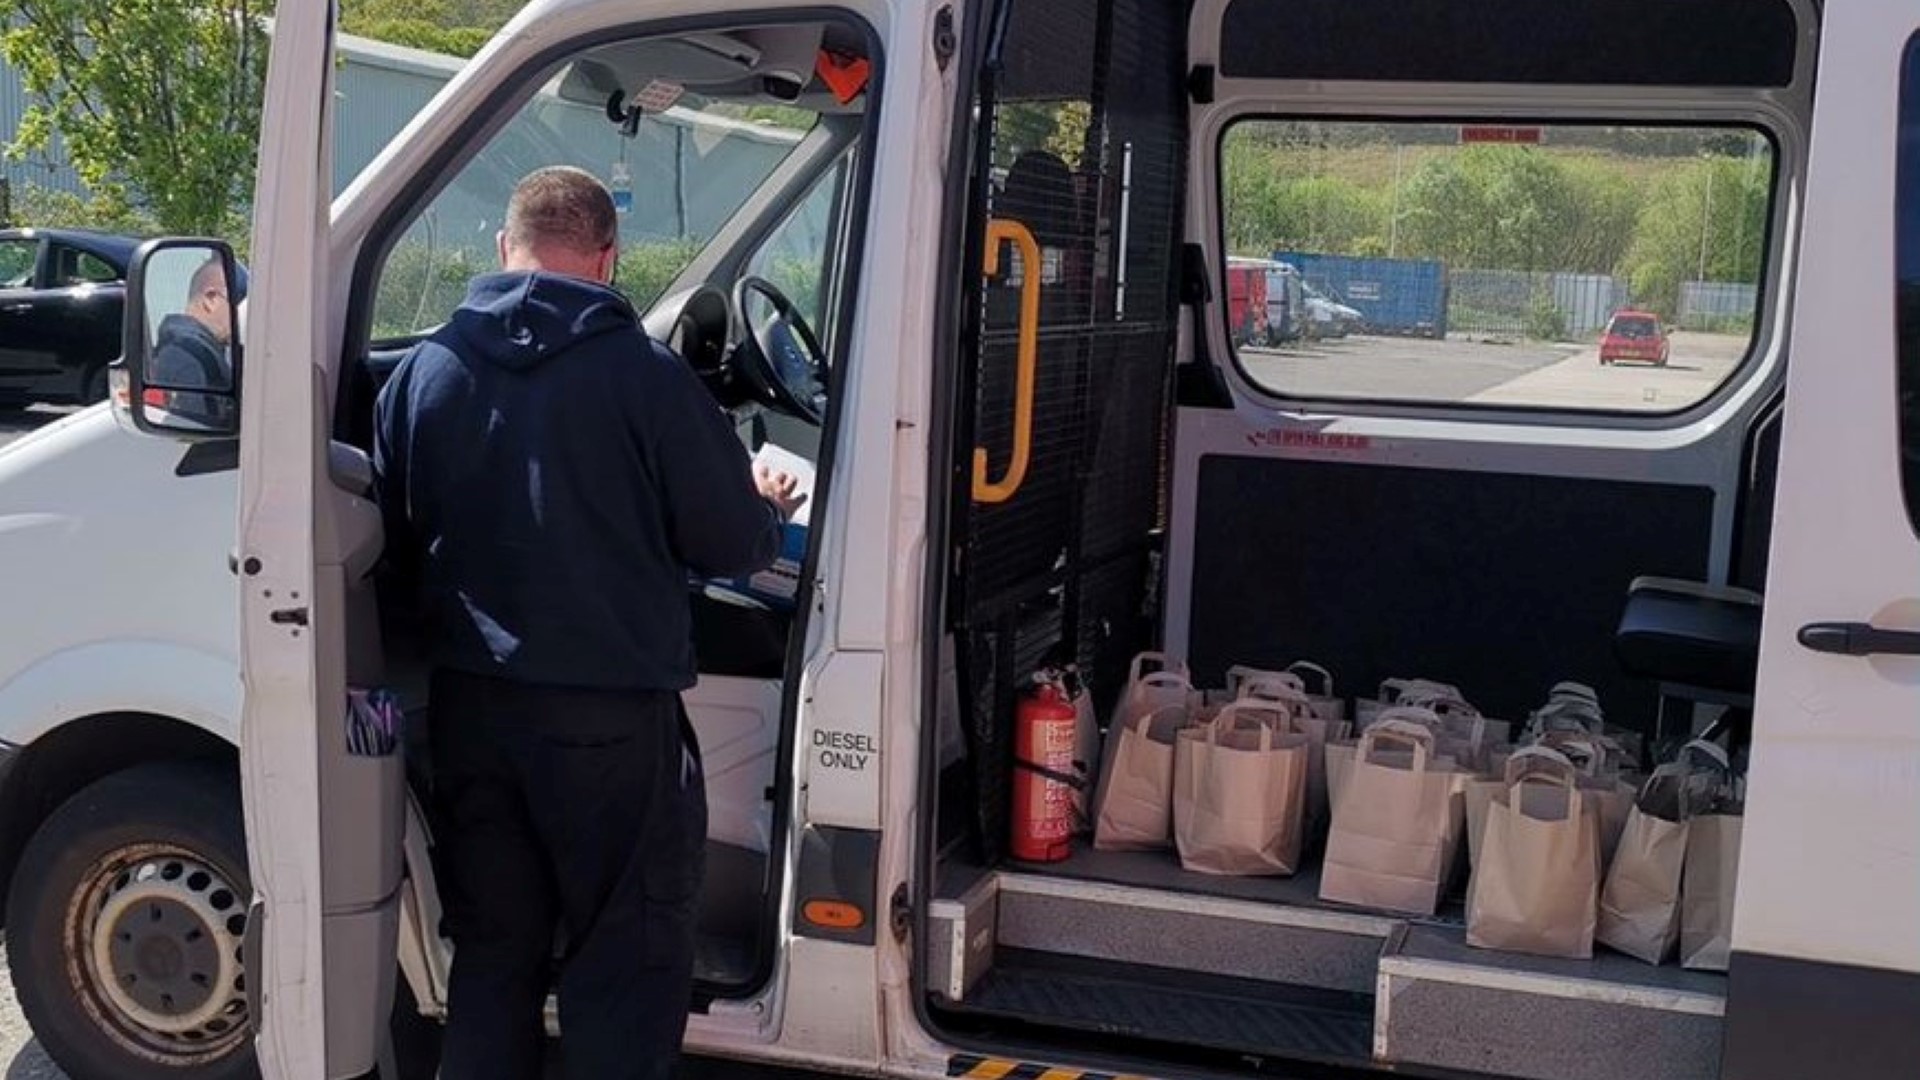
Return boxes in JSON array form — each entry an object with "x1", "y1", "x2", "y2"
[
  {"x1": 964, "y1": 949, "x2": 1375, "y2": 1065},
  {"x1": 995, "y1": 865, "x2": 1396, "y2": 995},
  {"x1": 1376, "y1": 923, "x2": 1727, "y2": 1080}
]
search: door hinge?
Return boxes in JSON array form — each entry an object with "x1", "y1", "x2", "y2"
[
  {"x1": 932, "y1": 6, "x2": 957, "y2": 71},
  {"x1": 889, "y1": 882, "x2": 912, "y2": 943}
]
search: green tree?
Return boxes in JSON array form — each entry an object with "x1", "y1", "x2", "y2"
[
  {"x1": 341, "y1": 0, "x2": 493, "y2": 57},
  {"x1": 2, "y1": 0, "x2": 271, "y2": 236},
  {"x1": 1622, "y1": 155, "x2": 1771, "y2": 317},
  {"x1": 993, "y1": 100, "x2": 1095, "y2": 171},
  {"x1": 1221, "y1": 138, "x2": 1384, "y2": 256}
]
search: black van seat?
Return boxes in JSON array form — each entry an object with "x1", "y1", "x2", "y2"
[{"x1": 1614, "y1": 576, "x2": 1763, "y2": 703}]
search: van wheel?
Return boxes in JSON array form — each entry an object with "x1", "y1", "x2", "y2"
[{"x1": 5, "y1": 762, "x2": 258, "y2": 1080}]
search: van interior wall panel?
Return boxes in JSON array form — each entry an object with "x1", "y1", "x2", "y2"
[
  {"x1": 951, "y1": 0, "x2": 1186, "y2": 861},
  {"x1": 1217, "y1": 0, "x2": 1798, "y2": 88},
  {"x1": 1187, "y1": 457, "x2": 1714, "y2": 729}
]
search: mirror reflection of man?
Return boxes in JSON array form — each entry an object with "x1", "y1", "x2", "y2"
[{"x1": 152, "y1": 257, "x2": 232, "y2": 391}]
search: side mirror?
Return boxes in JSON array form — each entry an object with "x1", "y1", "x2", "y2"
[{"x1": 115, "y1": 239, "x2": 242, "y2": 439}]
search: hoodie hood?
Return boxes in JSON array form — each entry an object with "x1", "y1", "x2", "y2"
[{"x1": 448, "y1": 271, "x2": 639, "y2": 371}]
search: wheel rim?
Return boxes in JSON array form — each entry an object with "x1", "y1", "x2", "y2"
[{"x1": 66, "y1": 843, "x2": 250, "y2": 1064}]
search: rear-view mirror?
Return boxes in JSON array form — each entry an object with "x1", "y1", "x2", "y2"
[{"x1": 115, "y1": 239, "x2": 242, "y2": 439}]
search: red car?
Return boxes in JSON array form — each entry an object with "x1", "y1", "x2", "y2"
[{"x1": 1598, "y1": 309, "x2": 1671, "y2": 366}]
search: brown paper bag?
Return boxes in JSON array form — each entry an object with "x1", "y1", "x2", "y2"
[
  {"x1": 1597, "y1": 741, "x2": 1730, "y2": 963},
  {"x1": 1467, "y1": 754, "x2": 1601, "y2": 959},
  {"x1": 1285, "y1": 660, "x2": 1347, "y2": 723},
  {"x1": 1328, "y1": 705, "x2": 1443, "y2": 810},
  {"x1": 1092, "y1": 702, "x2": 1190, "y2": 851},
  {"x1": 1172, "y1": 703, "x2": 1311, "y2": 876},
  {"x1": 1541, "y1": 732, "x2": 1636, "y2": 865},
  {"x1": 1466, "y1": 747, "x2": 1594, "y2": 869},
  {"x1": 1060, "y1": 674, "x2": 1099, "y2": 832},
  {"x1": 1237, "y1": 677, "x2": 1346, "y2": 842},
  {"x1": 1321, "y1": 719, "x2": 1468, "y2": 915},
  {"x1": 1681, "y1": 808, "x2": 1744, "y2": 971},
  {"x1": 1110, "y1": 654, "x2": 1196, "y2": 725}
]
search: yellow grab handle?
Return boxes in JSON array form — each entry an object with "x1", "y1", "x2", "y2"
[{"x1": 973, "y1": 218, "x2": 1042, "y2": 504}]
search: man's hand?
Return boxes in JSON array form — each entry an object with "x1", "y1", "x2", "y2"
[{"x1": 755, "y1": 463, "x2": 808, "y2": 522}]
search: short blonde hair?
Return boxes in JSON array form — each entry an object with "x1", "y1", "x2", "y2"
[{"x1": 504, "y1": 166, "x2": 617, "y2": 257}]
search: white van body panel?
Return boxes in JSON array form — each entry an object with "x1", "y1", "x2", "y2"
[
  {"x1": 0, "y1": 409, "x2": 239, "y2": 747},
  {"x1": 1738, "y1": 0, "x2": 1920, "y2": 975}
]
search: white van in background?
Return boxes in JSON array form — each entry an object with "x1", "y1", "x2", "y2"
[{"x1": 1, "y1": 2, "x2": 1917, "y2": 1080}]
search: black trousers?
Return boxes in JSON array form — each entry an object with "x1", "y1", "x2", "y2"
[{"x1": 429, "y1": 670, "x2": 708, "y2": 1080}]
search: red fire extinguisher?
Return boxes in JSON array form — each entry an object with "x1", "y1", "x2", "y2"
[{"x1": 1010, "y1": 678, "x2": 1081, "y2": 863}]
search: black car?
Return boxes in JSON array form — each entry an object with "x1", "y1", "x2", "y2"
[{"x1": 0, "y1": 227, "x2": 142, "y2": 405}]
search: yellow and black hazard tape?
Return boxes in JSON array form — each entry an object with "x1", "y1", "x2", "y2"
[{"x1": 947, "y1": 1055, "x2": 1150, "y2": 1080}]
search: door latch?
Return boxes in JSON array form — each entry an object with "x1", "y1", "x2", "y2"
[{"x1": 269, "y1": 607, "x2": 310, "y2": 628}]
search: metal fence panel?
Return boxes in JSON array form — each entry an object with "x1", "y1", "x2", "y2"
[{"x1": 1678, "y1": 280, "x2": 1758, "y2": 331}]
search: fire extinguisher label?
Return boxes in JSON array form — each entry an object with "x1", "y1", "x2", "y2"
[{"x1": 1035, "y1": 725, "x2": 1076, "y2": 839}]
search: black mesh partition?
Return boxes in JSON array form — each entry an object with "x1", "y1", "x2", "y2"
[{"x1": 949, "y1": 0, "x2": 1187, "y2": 861}]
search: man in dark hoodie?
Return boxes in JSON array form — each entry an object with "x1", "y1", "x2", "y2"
[
  {"x1": 150, "y1": 257, "x2": 234, "y2": 424},
  {"x1": 373, "y1": 166, "x2": 803, "y2": 1080}
]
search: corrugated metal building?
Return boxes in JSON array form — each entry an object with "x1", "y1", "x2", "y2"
[{"x1": 0, "y1": 59, "x2": 89, "y2": 200}]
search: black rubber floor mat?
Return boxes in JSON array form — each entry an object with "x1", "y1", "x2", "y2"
[{"x1": 962, "y1": 950, "x2": 1375, "y2": 1064}]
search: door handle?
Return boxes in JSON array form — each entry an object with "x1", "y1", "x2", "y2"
[
  {"x1": 1797, "y1": 621, "x2": 1920, "y2": 657},
  {"x1": 972, "y1": 217, "x2": 1042, "y2": 505},
  {"x1": 0, "y1": 302, "x2": 31, "y2": 314}
]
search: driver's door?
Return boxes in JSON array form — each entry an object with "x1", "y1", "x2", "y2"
[{"x1": 238, "y1": 1, "x2": 400, "y2": 1077}]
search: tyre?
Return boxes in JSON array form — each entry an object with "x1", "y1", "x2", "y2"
[
  {"x1": 5, "y1": 761, "x2": 258, "y2": 1080},
  {"x1": 80, "y1": 365, "x2": 110, "y2": 405}
]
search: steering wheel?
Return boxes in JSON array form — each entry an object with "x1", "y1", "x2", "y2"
[{"x1": 731, "y1": 275, "x2": 828, "y2": 426}]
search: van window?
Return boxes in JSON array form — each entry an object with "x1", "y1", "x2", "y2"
[
  {"x1": 1899, "y1": 34, "x2": 1920, "y2": 535},
  {"x1": 1220, "y1": 121, "x2": 1776, "y2": 414},
  {"x1": 743, "y1": 155, "x2": 847, "y2": 335},
  {"x1": 370, "y1": 78, "x2": 813, "y2": 340}
]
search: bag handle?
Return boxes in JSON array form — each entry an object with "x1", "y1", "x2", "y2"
[
  {"x1": 1127, "y1": 701, "x2": 1190, "y2": 740},
  {"x1": 1528, "y1": 696, "x2": 1603, "y2": 738},
  {"x1": 1128, "y1": 651, "x2": 1189, "y2": 684},
  {"x1": 1437, "y1": 707, "x2": 1488, "y2": 751},
  {"x1": 1359, "y1": 716, "x2": 1435, "y2": 772},
  {"x1": 1370, "y1": 704, "x2": 1442, "y2": 732},
  {"x1": 1679, "y1": 738, "x2": 1731, "y2": 771},
  {"x1": 1548, "y1": 680, "x2": 1602, "y2": 708},
  {"x1": 1502, "y1": 745, "x2": 1577, "y2": 785},
  {"x1": 1138, "y1": 670, "x2": 1194, "y2": 692},
  {"x1": 1379, "y1": 677, "x2": 1459, "y2": 704},
  {"x1": 1399, "y1": 692, "x2": 1483, "y2": 744},
  {"x1": 1676, "y1": 737, "x2": 1737, "y2": 806},
  {"x1": 1504, "y1": 746, "x2": 1584, "y2": 820},
  {"x1": 1237, "y1": 675, "x2": 1313, "y2": 717},
  {"x1": 1635, "y1": 759, "x2": 1709, "y2": 820},
  {"x1": 1534, "y1": 729, "x2": 1607, "y2": 777},
  {"x1": 1209, "y1": 701, "x2": 1289, "y2": 748},
  {"x1": 1228, "y1": 665, "x2": 1305, "y2": 697},
  {"x1": 1285, "y1": 660, "x2": 1335, "y2": 697}
]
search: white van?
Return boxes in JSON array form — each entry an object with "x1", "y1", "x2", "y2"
[{"x1": 1, "y1": 1, "x2": 1916, "y2": 1079}]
